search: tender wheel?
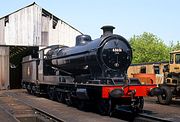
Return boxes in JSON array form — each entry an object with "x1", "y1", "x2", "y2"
[
  {"x1": 56, "y1": 92, "x2": 65, "y2": 103},
  {"x1": 77, "y1": 100, "x2": 86, "y2": 110},
  {"x1": 27, "y1": 89, "x2": 31, "y2": 94},
  {"x1": 65, "y1": 93, "x2": 73, "y2": 106},
  {"x1": 30, "y1": 85, "x2": 36, "y2": 95},
  {"x1": 47, "y1": 86, "x2": 56, "y2": 100},
  {"x1": 26, "y1": 84, "x2": 31, "y2": 94},
  {"x1": 97, "y1": 99, "x2": 111, "y2": 115},
  {"x1": 157, "y1": 86, "x2": 172, "y2": 105}
]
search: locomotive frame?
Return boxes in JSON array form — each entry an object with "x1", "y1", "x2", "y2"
[{"x1": 21, "y1": 26, "x2": 162, "y2": 115}]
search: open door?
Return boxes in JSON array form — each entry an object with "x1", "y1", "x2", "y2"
[{"x1": 9, "y1": 46, "x2": 38, "y2": 89}]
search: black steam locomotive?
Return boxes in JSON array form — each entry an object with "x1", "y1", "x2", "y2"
[{"x1": 22, "y1": 26, "x2": 161, "y2": 115}]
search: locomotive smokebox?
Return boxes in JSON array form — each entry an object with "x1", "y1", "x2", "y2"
[{"x1": 101, "y1": 25, "x2": 115, "y2": 36}]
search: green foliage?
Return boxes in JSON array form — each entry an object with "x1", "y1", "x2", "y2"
[
  {"x1": 129, "y1": 32, "x2": 170, "y2": 64},
  {"x1": 170, "y1": 41, "x2": 180, "y2": 51}
]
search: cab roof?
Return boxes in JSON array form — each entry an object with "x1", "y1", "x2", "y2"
[{"x1": 170, "y1": 50, "x2": 180, "y2": 54}]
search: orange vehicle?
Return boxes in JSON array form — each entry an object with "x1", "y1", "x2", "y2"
[{"x1": 132, "y1": 73, "x2": 156, "y2": 85}]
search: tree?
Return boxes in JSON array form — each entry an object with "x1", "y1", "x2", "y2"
[
  {"x1": 171, "y1": 41, "x2": 180, "y2": 51},
  {"x1": 129, "y1": 32, "x2": 170, "y2": 64}
]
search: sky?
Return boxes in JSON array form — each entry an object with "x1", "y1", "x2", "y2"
[{"x1": 0, "y1": 0, "x2": 179, "y2": 46}]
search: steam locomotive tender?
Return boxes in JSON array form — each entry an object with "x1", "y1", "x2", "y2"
[{"x1": 22, "y1": 26, "x2": 161, "y2": 115}]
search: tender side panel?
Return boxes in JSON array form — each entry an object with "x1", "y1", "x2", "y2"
[{"x1": 22, "y1": 59, "x2": 38, "y2": 84}]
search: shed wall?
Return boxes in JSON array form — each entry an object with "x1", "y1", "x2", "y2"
[
  {"x1": 0, "y1": 3, "x2": 82, "y2": 89},
  {"x1": 41, "y1": 13, "x2": 82, "y2": 47},
  {"x1": 0, "y1": 47, "x2": 9, "y2": 89},
  {"x1": 0, "y1": 18, "x2": 5, "y2": 44},
  {"x1": 4, "y1": 5, "x2": 41, "y2": 46},
  {"x1": 48, "y1": 19, "x2": 81, "y2": 47},
  {"x1": 1, "y1": 4, "x2": 82, "y2": 47}
]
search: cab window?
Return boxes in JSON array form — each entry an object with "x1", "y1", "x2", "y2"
[
  {"x1": 154, "y1": 66, "x2": 160, "y2": 74},
  {"x1": 140, "y1": 66, "x2": 146, "y2": 73},
  {"x1": 175, "y1": 54, "x2": 180, "y2": 64}
]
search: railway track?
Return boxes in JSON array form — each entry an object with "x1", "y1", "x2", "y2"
[
  {"x1": 0, "y1": 92, "x2": 64, "y2": 122},
  {"x1": 113, "y1": 108, "x2": 173, "y2": 122},
  {"x1": 137, "y1": 113, "x2": 172, "y2": 122},
  {"x1": 0, "y1": 89, "x2": 178, "y2": 122},
  {"x1": 21, "y1": 98, "x2": 172, "y2": 122},
  {"x1": 33, "y1": 108, "x2": 64, "y2": 122}
]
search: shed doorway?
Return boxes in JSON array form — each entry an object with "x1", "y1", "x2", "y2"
[{"x1": 10, "y1": 46, "x2": 39, "y2": 89}]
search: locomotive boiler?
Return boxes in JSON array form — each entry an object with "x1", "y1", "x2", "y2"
[
  {"x1": 46, "y1": 26, "x2": 132, "y2": 79},
  {"x1": 21, "y1": 26, "x2": 162, "y2": 115}
]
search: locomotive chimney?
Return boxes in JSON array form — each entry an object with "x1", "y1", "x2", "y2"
[{"x1": 101, "y1": 25, "x2": 115, "y2": 36}]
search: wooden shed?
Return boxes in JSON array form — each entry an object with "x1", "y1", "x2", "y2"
[{"x1": 0, "y1": 2, "x2": 83, "y2": 89}]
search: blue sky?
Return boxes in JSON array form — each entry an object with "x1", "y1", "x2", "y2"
[{"x1": 0, "y1": 0, "x2": 179, "y2": 45}]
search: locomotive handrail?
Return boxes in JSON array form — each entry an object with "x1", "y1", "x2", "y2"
[
  {"x1": 58, "y1": 68, "x2": 73, "y2": 76},
  {"x1": 39, "y1": 45, "x2": 68, "y2": 51},
  {"x1": 49, "y1": 50, "x2": 90, "y2": 60}
]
